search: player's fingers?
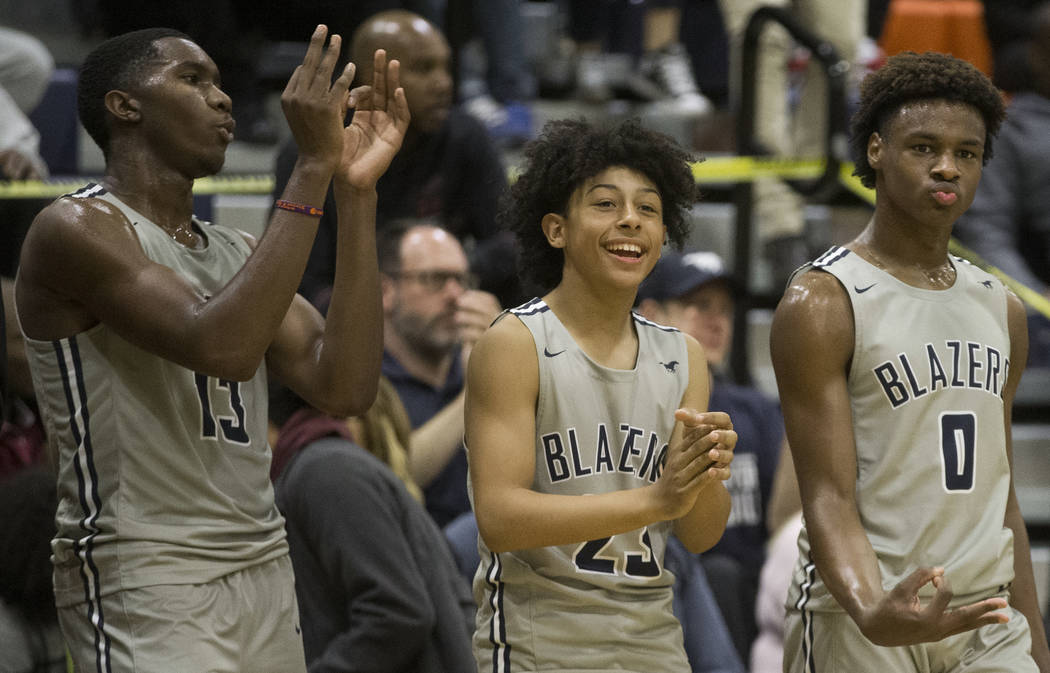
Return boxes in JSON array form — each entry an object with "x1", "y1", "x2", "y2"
[
  {"x1": 315, "y1": 33, "x2": 342, "y2": 90},
  {"x1": 393, "y1": 86, "x2": 410, "y2": 129},
  {"x1": 895, "y1": 566, "x2": 943, "y2": 598},
  {"x1": 695, "y1": 410, "x2": 733, "y2": 430},
  {"x1": 298, "y1": 25, "x2": 328, "y2": 91},
  {"x1": 348, "y1": 85, "x2": 373, "y2": 111},
  {"x1": 940, "y1": 598, "x2": 1009, "y2": 637},
  {"x1": 332, "y1": 62, "x2": 355, "y2": 109},
  {"x1": 371, "y1": 49, "x2": 388, "y2": 112}
]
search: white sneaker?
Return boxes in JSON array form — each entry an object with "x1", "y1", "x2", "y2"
[{"x1": 643, "y1": 43, "x2": 713, "y2": 116}]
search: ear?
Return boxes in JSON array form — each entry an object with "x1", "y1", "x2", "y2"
[
  {"x1": 541, "y1": 213, "x2": 566, "y2": 249},
  {"x1": 867, "y1": 131, "x2": 884, "y2": 172},
  {"x1": 104, "y1": 89, "x2": 141, "y2": 123}
]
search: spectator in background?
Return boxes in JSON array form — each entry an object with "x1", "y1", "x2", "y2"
[
  {"x1": 0, "y1": 466, "x2": 66, "y2": 673},
  {"x1": 717, "y1": 0, "x2": 868, "y2": 289},
  {"x1": 0, "y1": 25, "x2": 51, "y2": 181},
  {"x1": 275, "y1": 9, "x2": 521, "y2": 310},
  {"x1": 449, "y1": 0, "x2": 537, "y2": 148},
  {"x1": 955, "y1": 1, "x2": 1050, "y2": 367},
  {"x1": 635, "y1": 249, "x2": 787, "y2": 661},
  {"x1": 269, "y1": 381, "x2": 475, "y2": 673},
  {"x1": 568, "y1": 0, "x2": 713, "y2": 115},
  {"x1": 0, "y1": 28, "x2": 52, "y2": 479},
  {"x1": 378, "y1": 220, "x2": 502, "y2": 528},
  {"x1": 981, "y1": 0, "x2": 1046, "y2": 93}
]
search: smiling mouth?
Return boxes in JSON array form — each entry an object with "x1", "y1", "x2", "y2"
[{"x1": 605, "y1": 242, "x2": 644, "y2": 259}]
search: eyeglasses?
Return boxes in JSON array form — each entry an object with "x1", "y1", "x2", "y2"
[{"x1": 390, "y1": 269, "x2": 478, "y2": 292}]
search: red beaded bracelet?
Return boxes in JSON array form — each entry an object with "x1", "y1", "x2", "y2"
[{"x1": 274, "y1": 199, "x2": 324, "y2": 217}]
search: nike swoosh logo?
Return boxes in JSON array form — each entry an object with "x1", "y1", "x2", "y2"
[
  {"x1": 544, "y1": 347, "x2": 566, "y2": 357},
  {"x1": 854, "y1": 283, "x2": 877, "y2": 294}
]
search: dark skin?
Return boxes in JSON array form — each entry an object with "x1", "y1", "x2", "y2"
[
  {"x1": 350, "y1": 10, "x2": 454, "y2": 139},
  {"x1": 15, "y1": 26, "x2": 410, "y2": 418},
  {"x1": 772, "y1": 97, "x2": 1050, "y2": 667}
]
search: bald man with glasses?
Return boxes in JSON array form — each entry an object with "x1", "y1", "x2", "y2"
[{"x1": 377, "y1": 220, "x2": 502, "y2": 528}]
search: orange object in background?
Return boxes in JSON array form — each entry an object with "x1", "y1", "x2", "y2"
[{"x1": 879, "y1": 0, "x2": 993, "y2": 76}]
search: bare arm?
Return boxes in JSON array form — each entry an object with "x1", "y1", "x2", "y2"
[
  {"x1": 14, "y1": 26, "x2": 353, "y2": 382},
  {"x1": 672, "y1": 335, "x2": 734, "y2": 553},
  {"x1": 771, "y1": 270, "x2": 1009, "y2": 646},
  {"x1": 765, "y1": 437, "x2": 802, "y2": 536},
  {"x1": 1001, "y1": 291, "x2": 1050, "y2": 672},
  {"x1": 468, "y1": 317, "x2": 730, "y2": 553},
  {"x1": 267, "y1": 49, "x2": 409, "y2": 417}
]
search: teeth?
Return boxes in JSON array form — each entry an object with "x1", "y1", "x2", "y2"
[{"x1": 607, "y1": 243, "x2": 643, "y2": 255}]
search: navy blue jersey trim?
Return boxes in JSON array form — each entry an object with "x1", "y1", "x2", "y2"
[
  {"x1": 53, "y1": 336, "x2": 112, "y2": 673},
  {"x1": 484, "y1": 552, "x2": 511, "y2": 672},
  {"x1": 813, "y1": 246, "x2": 850, "y2": 269},
  {"x1": 510, "y1": 297, "x2": 548, "y2": 317},
  {"x1": 795, "y1": 558, "x2": 817, "y2": 673},
  {"x1": 632, "y1": 311, "x2": 680, "y2": 333},
  {"x1": 68, "y1": 183, "x2": 106, "y2": 200}
]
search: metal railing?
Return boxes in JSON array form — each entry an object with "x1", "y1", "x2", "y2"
[{"x1": 730, "y1": 4, "x2": 851, "y2": 384}]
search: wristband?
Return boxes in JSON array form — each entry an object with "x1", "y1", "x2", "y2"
[{"x1": 274, "y1": 199, "x2": 324, "y2": 217}]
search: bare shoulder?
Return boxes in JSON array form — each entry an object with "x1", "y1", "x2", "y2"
[
  {"x1": 21, "y1": 195, "x2": 137, "y2": 269},
  {"x1": 771, "y1": 268, "x2": 854, "y2": 366},
  {"x1": 17, "y1": 195, "x2": 142, "y2": 337},
  {"x1": 470, "y1": 311, "x2": 537, "y2": 376}
]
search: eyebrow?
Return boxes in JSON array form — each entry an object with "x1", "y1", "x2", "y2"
[
  {"x1": 585, "y1": 184, "x2": 660, "y2": 196},
  {"x1": 907, "y1": 132, "x2": 983, "y2": 147}
]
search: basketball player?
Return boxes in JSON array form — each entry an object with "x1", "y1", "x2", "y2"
[
  {"x1": 14, "y1": 26, "x2": 408, "y2": 672},
  {"x1": 771, "y1": 51, "x2": 1050, "y2": 671},
  {"x1": 466, "y1": 117, "x2": 737, "y2": 672}
]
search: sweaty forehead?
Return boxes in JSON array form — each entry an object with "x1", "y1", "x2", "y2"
[{"x1": 882, "y1": 99, "x2": 985, "y2": 137}]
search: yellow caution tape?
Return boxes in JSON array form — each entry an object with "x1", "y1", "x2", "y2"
[
  {"x1": 838, "y1": 166, "x2": 1050, "y2": 319},
  {"x1": 4, "y1": 157, "x2": 1047, "y2": 317},
  {"x1": 0, "y1": 174, "x2": 277, "y2": 198}
]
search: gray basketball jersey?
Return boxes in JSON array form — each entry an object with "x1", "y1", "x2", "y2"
[
  {"x1": 23, "y1": 184, "x2": 288, "y2": 609},
  {"x1": 788, "y1": 246, "x2": 1016, "y2": 614},
  {"x1": 472, "y1": 298, "x2": 692, "y2": 673}
]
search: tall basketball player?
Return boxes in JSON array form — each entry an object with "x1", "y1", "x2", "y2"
[{"x1": 771, "y1": 51, "x2": 1050, "y2": 672}]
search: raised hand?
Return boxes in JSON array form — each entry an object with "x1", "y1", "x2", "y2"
[
  {"x1": 280, "y1": 25, "x2": 356, "y2": 172},
  {"x1": 336, "y1": 49, "x2": 411, "y2": 190},
  {"x1": 857, "y1": 567, "x2": 1010, "y2": 646}
]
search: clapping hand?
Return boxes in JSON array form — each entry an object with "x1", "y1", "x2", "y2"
[
  {"x1": 280, "y1": 25, "x2": 356, "y2": 174},
  {"x1": 337, "y1": 49, "x2": 410, "y2": 190}
]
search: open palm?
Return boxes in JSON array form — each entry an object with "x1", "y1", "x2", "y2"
[{"x1": 338, "y1": 49, "x2": 410, "y2": 190}]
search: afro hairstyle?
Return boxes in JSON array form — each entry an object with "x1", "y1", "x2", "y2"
[{"x1": 501, "y1": 117, "x2": 700, "y2": 295}]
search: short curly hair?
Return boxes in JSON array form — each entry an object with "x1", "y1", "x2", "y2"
[
  {"x1": 502, "y1": 117, "x2": 700, "y2": 295},
  {"x1": 78, "y1": 27, "x2": 190, "y2": 159},
  {"x1": 850, "y1": 51, "x2": 1005, "y2": 188}
]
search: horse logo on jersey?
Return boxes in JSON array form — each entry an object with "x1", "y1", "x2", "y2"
[{"x1": 659, "y1": 360, "x2": 679, "y2": 373}]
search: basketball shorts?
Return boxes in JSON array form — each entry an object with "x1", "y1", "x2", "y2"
[{"x1": 59, "y1": 554, "x2": 307, "y2": 673}]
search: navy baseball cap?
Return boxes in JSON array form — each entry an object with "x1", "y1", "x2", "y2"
[{"x1": 635, "y1": 250, "x2": 732, "y2": 304}]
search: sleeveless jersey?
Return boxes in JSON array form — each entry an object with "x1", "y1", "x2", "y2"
[
  {"x1": 23, "y1": 184, "x2": 288, "y2": 608},
  {"x1": 788, "y1": 246, "x2": 1016, "y2": 613},
  {"x1": 472, "y1": 298, "x2": 692, "y2": 673}
]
